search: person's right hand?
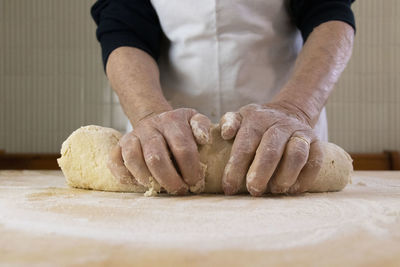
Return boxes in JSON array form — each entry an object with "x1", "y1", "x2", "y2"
[{"x1": 108, "y1": 108, "x2": 212, "y2": 195}]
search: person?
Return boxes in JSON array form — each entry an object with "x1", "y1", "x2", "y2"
[{"x1": 91, "y1": 0, "x2": 355, "y2": 196}]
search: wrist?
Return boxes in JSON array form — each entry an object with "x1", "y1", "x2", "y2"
[
  {"x1": 128, "y1": 100, "x2": 173, "y2": 127},
  {"x1": 267, "y1": 21, "x2": 354, "y2": 128},
  {"x1": 268, "y1": 88, "x2": 321, "y2": 127}
]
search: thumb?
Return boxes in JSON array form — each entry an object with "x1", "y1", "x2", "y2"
[
  {"x1": 190, "y1": 113, "x2": 212, "y2": 145},
  {"x1": 219, "y1": 112, "x2": 242, "y2": 140}
]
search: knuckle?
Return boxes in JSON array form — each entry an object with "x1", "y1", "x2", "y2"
[
  {"x1": 274, "y1": 179, "x2": 293, "y2": 188},
  {"x1": 254, "y1": 151, "x2": 279, "y2": 168},
  {"x1": 238, "y1": 128, "x2": 262, "y2": 148},
  {"x1": 147, "y1": 133, "x2": 163, "y2": 144},
  {"x1": 175, "y1": 137, "x2": 197, "y2": 150},
  {"x1": 145, "y1": 152, "x2": 162, "y2": 166},
  {"x1": 269, "y1": 181, "x2": 289, "y2": 194},
  {"x1": 158, "y1": 110, "x2": 176, "y2": 122},
  {"x1": 269, "y1": 127, "x2": 289, "y2": 140},
  {"x1": 183, "y1": 107, "x2": 197, "y2": 114},
  {"x1": 238, "y1": 145, "x2": 255, "y2": 157},
  {"x1": 174, "y1": 108, "x2": 194, "y2": 120},
  {"x1": 119, "y1": 133, "x2": 136, "y2": 147},
  {"x1": 169, "y1": 111, "x2": 181, "y2": 120},
  {"x1": 307, "y1": 148, "x2": 324, "y2": 170},
  {"x1": 264, "y1": 147, "x2": 281, "y2": 162},
  {"x1": 289, "y1": 148, "x2": 309, "y2": 164},
  {"x1": 235, "y1": 147, "x2": 252, "y2": 159},
  {"x1": 121, "y1": 146, "x2": 139, "y2": 161},
  {"x1": 239, "y1": 103, "x2": 260, "y2": 114},
  {"x1": 248, "y1": 122, "x2": 265, "y2": 135},
  {"x1": 174, "y1": 146, "x2": 197, "y2": 161},
  {"x1": 192, "y1": 113, "x2": 207, "y2": 123}
]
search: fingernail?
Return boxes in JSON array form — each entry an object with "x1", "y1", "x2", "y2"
[
  {"x1": 223, "y1": 182, "x2": 237, "y2": 195},
  {"x1": 288, "y1": 182, "x2": 300, "y2": 194},
  {"x1": 171, "y1": 184, "x2": 188, "y2": 196},
  {"x1": 204, "y1": 132, "x2": 211, "y2": 144},
  {"x1": 270, "y1": 183, "x2": 288, "y2": 194},
  {"x1": 221, "y1": 124, "x2": 230, "y2": 134},
  {"x1": 189, "y1": 179, "x2": 205, "y2": 194},
  {"x1": 176, "y1": 188, "x2": 188, "y2": 195},
  {"x1": 247, "y1": 184, "x2": 264, "y2": 197}
]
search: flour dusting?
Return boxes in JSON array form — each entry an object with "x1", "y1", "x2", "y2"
[{"x1": 0, "y1": 170, "x2": 400, "y2": 251}]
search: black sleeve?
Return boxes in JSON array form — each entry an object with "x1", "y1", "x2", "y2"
[
  {"x1": 289, "y1": 0, "x2": 356, "y2": 42},
  {"x1": 91, "y1": 0, "x2": 162, "y2": 69}
]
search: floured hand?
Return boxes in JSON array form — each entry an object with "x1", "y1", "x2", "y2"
[
  {"x1": 108, "y1": 108, "x2": 212, "y2": 195},
  {"x1": 220, "y1": 103, "x2": 323, "y2": 196}
]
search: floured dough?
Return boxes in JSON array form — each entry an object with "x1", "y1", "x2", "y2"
[
  {"x1": 199, "y1": 126, "x2": 353, "y2": 193},
  {"x1": 57, "y1": 125, "x2": 146, "y2": 193},
  {"x1": 58, "y1": 125, "x2": 353, "y2": 195}
]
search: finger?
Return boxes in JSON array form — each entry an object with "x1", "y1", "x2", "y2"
[
  {"x1": 222, "y1": 122, "x2": 265, "y2": 195},
  {"x1": 107, "y1": 145, "x2": 138, "y2": 185},
  {"x1": 161, "y1": 119, "x2": 205, "y2": 193},
  {"x1": 119, "y1": 132, "x2": 157, "y2": 189},
  {"x1": 268, "y1": 133, "x2": 312, "y2": 194},
  {"x1": 220, "y1": 112, "x2": 242, "y2": 140},
  {"x1": 139, "y1": 130, "x2": 188, "y2": 195},
  {"x1": 190, "y1": 113, "x2": 212, "y2": 145},
  {"x1": 288, "y1": 140, "x2": 324, "y2": 194},
  {"x1": 246, "y1": 127, "x2": 291, "y2": 196}
]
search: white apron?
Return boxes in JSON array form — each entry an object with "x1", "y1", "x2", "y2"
[{"x1": 127, "y1": 0, "x2": 328, "y2": 141}]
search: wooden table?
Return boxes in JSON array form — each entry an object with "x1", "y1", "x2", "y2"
[{"x1": 1, "y1": 171, "x2": 400, "y2": 266}]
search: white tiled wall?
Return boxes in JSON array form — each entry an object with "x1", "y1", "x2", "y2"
[
  {"x1": 327, "y1": 0, "x2": 400, "y2": 153},
  {"x1": 0, "y1": 0, "x2": 124, "y2": 153},
  {"x1": 0, "y1": 0, "x2": 399, "y2": 153}
]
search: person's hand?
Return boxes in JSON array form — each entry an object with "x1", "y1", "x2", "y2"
[
  {"x1": 108, "y1": 108, "x2": 212, "y2": 195},
  {"x1": 219, "y1": 103, "x2": 324, "y2": 196}
]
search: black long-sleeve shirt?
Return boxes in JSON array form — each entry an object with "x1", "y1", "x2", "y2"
[{"x1": 91, "y1": 0, "x2": 356, "y2": 69}]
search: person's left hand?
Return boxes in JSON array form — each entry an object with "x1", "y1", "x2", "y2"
[{"x1": 219, "y1": 103, "x2": 324, "y2": 196}]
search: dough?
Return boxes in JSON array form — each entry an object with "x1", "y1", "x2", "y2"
[
  {"x1": 57, "y1": 125, "x2": 146, "y2": 193},
  {"x1": 58, "y1": 125, "x2": 353, "y2": 195},
  {"x1": 199, "y1": 125, "x2": 353, "y2": 193}
]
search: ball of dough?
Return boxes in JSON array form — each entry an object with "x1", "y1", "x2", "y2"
[
  {"x1": 57, "y1": 125, "x2": 146, "y2": 193},
  {"x1": 58, "y1": 125, "x2": 353, "y2": 195},
  {"x1": 308, "y1": 142, "x2": 353, "y2": 192}
]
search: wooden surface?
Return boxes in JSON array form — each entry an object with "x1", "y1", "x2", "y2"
[
  {"x1": 0, "y1": 153, "x2": 60, "y2": 170},
  {"x1": 351, "y1": 151, "x2": 400, "y2": 170},
  {"x1": 0, "y1": 171, "x2": 400, "y2": 266}
]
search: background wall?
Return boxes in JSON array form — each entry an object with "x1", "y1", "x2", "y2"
[
  {"x1": 327, "y1": 0, "x2": 400, "y2": 153},
  {"x1": 0, "y1": 0, "x2": 399, "y2": 154}
]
